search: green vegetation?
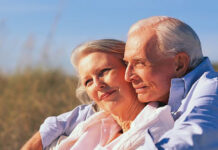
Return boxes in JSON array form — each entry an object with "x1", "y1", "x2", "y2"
[
  {"x1": 0, "y1": 68, "x2": 80, "y2": 150},
  {"x1": 0, "y1": 64, "x2": 217, "y2": 150}
]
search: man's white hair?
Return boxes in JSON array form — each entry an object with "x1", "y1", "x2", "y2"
[{"x1": 128, "y1": 16, "x2": 203, "y2": 69}]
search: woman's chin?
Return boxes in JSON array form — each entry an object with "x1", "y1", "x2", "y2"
[{"x1": 102, "y1": 104, "x2": 118, "y2": 114}]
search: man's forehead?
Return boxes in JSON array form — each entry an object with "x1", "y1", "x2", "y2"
[
  {"x1": 124, "y1": 48, "x2": 145, "y2": 62},
  {"x1": 124, "y1": 29, "x2": 157, "y2": 61}
]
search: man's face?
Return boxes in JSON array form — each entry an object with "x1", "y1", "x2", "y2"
[{"x1": 124, "y1": 29, "x2": 177, "y2": 104}]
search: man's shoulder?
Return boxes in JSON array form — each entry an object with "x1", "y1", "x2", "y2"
[
  {"x1": 189, "y1": 70, "x2": 217, "y2": 105},
  {"x1": 200, "y1": 70, "x2": 217, "y2": 79},
  {"x1": 197, "y1": 71, "x2": 217, "y2": 89}
]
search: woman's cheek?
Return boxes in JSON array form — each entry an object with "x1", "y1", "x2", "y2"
[
  {"x1": 110, "y1": 70, "x2": 123, "y2": 81},
  {"x1": 105, "y1": 72, "x2": 115, "y2": 82},
  {"x1": 86, "y1": 88, "x2": 97, "y2": 101}
]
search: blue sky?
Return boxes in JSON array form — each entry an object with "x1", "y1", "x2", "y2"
[{"x1": 0, "y1": 0, "x2": 217, "y2": 74}]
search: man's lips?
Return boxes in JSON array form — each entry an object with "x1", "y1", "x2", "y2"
[
  {"x1": 99, "y1": 90, "x2": 116, "y2": 100},
  {"x1": 134, "y1": 86, "x2": 148, "y2": 93}
]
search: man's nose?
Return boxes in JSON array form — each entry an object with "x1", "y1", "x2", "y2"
[{"x1": 125, "y1": 64, "x2": 134, "y2": 82}]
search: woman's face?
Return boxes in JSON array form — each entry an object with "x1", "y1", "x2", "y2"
[{"x1": 78, "y1": 52, "x2": 137, "y2": 114}]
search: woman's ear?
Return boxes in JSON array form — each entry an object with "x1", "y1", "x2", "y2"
[{"x1": 174, "y1": 52, "x2": 190, "y2": 77}]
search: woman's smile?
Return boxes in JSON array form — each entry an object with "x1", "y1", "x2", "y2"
[{"x1": 99, "y1": 89, "x2": 117, "y2": 101}]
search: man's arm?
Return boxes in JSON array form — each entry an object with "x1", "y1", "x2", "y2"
[
  {"x1": 40, "y1": 104, "x2": 95, "y2": 148},
  {"x1": 142, "y1": 72, "x2": 218, "y2": 149},
  {"x1": 21, "y1": 131, "x2": 42, "y2": 150},
  {"x1": 21, "y1": 104, "x2": 95, "y2": 150}
]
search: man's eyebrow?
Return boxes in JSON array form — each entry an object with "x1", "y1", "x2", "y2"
[
  {"x1": 80, "y1": 76, "x2": 88, "y2": 81},
  {"x1": 122, "y1": 58, "x2": 126, "y2": 61},
  {"x1": 123, "y1": 56, "x2": 130, "y2": 62},
  {"x1": 124, "y1": 55, "x2": 143, "y2": 60},
  {"x1": 132, "y1": 58, "x2": 147, "y2": 62}
]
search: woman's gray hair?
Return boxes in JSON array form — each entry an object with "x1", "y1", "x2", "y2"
[
  {"x1": 128, "y1": 16, "x2": 203, "y2": 69},
  {"x1": 71, "y1": 39, "x2": 125, "y2": 104}
]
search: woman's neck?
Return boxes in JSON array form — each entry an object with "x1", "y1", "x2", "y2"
[{"x1": 111, "y1": 100, "x2": 145, "y2": 132}]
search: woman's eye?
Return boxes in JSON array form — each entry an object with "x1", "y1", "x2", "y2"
[
  {"x1": 85, "y1": 79, "x2": 93, "y2": 86},
  {"x1": 99, "y1": 68, "x2": 111, "y2": 77}
]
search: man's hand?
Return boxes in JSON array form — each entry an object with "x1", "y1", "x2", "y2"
[{"x1": 21, "y1": 131, "x2": 43, "y2": 150}]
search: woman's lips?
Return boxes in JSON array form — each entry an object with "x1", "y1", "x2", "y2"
[{"x1": 100, "y1": 90, "x2": 116, "y2": 100}]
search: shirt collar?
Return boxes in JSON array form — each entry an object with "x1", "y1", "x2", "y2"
[
  {"x1": 183, "y1": 57, "x2": 214, "y2": 95},
  {"x1": 168, "y1": 57, "x2": 214, "y2": 113}
]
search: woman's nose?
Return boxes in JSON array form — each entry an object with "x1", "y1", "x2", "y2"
[{"x1": 94, "y1": 78, "x2": 106, "y2": 89}]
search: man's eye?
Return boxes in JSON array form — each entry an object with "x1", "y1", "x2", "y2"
[
  {"x1": 99, "y1": 68, "x2": 111, "y2": 77},
  {"x1": 123, "y1": 61, "x2": 129, "y2": 66},
  {"x1": 85, "y1": 79, "x2": 93, "y2": 86},
  {"x1": 134, "y1": 61, "x2": 145, "y2": 67}
]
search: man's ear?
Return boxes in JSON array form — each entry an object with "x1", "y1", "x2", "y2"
[{"x1": 174, "y1": 52, "x2": 190, "y2": 77}]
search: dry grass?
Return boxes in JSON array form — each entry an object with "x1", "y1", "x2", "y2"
[
  {"x1": 213, "y1": 63, "x2": 218, "y2": 71},
  {"x1": 0, "y1": 68, "x2": 80, "y2": 150}
]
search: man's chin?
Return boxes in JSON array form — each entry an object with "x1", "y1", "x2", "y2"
[
  {"x1": 137, "y1": 93, "x2": 168, "y2": 104},
  {"x1": 137, "y1": 94, "x2": 151, "y2": 103}
]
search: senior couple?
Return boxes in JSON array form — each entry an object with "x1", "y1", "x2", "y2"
[{"x1": 22, "y1": 16, "x2": 218, "y2": 150}]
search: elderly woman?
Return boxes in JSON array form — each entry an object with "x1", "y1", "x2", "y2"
[{"x1": 48, "y1": 39, "x2": 174, "y2": 150}]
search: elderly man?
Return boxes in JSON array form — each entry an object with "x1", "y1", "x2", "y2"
[
  {"x1": 22, "y1": 16, "x2": 218, "y2": 150},
  {"x1": 124, "y1": 16, "x2": 218, "y2": 149}
]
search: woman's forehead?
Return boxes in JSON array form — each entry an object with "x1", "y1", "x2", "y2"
[
  {"x1": 79, "y1": 52, "x2": 121, "y2": 65},
  {"x1": 78, "y1": 52, "x2": 123, "y2": 76}
]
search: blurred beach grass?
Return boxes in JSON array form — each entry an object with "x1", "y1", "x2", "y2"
[{"x1": 0, "y1": 67, "x2": 80, "y2": 150}]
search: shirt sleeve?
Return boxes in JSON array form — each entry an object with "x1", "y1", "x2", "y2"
[
  {"x1": 39, "y1": 104, "x2": 95, "y2": 149},
  {"x1": 142, "y1": 72, "x2": 218, "y2": 150}
]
